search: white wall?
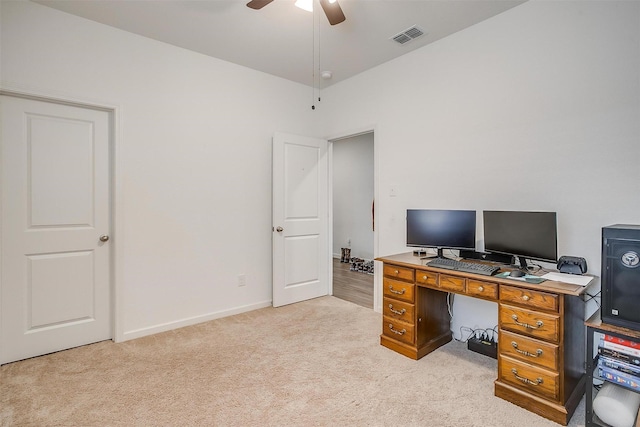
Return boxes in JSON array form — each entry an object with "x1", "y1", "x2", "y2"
[
  {"x1": 1, "y1": 0, "x2": 320, "y2": 340},
  {"x1": 320, "y1": 1, "x2": 640, "y2": 336},
  {"x1": 3, "y1": 0, "x2": 639, "y2": 343},
  {"x1": 332, "y1": 133, "x2": 374, "y2": 261}
]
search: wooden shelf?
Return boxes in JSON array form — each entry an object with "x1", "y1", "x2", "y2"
[
  {"x1": 586, "y1": 310, "x2": 640, "y2": 341},
  {"x1": 585, "y1": 310, "x2": 640, "y2": 427}
]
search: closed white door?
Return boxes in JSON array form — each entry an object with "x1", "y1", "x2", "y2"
[
  {"x1": 272, "y1": 132, "x2": 328, "y2": 307},
  {"x1": 1, "y1": 95, "x2": 112, "y2": 364}
]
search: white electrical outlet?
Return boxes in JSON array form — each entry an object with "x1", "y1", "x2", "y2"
[{"x1": 238, "y1": 274, "x2": 246, "y2": 287}]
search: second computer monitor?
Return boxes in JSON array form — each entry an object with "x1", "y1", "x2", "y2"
[{"x1": 483, "y1": 210, "x2": 558, "y2": 268}]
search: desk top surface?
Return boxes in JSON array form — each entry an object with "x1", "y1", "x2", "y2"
[{"x1": 376, "y1": 252, "x2": 595, "y2": 297}]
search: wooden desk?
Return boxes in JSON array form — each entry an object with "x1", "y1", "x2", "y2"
[{"x1": 377, "y1": 252, "x2": 593, "y2": 425}]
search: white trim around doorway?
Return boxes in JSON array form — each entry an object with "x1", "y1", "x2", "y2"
[
  {"x1": 326, "y1": 125, "x2": 381, "y2": 313},
  {"x1": 0, "y1": 85, "x2": 124, "y2": 343}
]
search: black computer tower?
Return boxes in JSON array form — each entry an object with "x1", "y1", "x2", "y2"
[{"x1": 602, "y1": 224, "x2": 640, "y2": 330}]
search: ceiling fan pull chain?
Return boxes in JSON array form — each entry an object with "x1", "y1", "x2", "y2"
[{"x1": 311, "y1": 2, "x2": 316, "y2": 110}]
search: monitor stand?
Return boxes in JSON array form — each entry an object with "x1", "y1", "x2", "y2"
[
  {"x1": 516, "y1": 256, "x2": 530, "y2": 272},
  {"x1": 420, "y1": 248, "x2": 450, "y2": 260}
]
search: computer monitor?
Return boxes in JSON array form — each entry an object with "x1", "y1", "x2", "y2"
[
  {"x1": 406, "y1": 209, "x2": 476, "y2": 258},
  {"x1": 483, "y1": 210, "x2": 558, "y2": 270}
]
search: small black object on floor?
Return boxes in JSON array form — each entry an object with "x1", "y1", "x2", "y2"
[{"x1": 467, "y1": 336, "x2": 497, "y2": 359}]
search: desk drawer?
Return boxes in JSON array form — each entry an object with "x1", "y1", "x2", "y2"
[
  {"x1": 499, "y1": 355, "x2": 559, "y2": 401},
  {"x1": 383, "y1": 297, "x2": 414, "y2": 324},
  {"x1": 382, "y1": 315, "x2": 414, "y2": 345},
  {"x1": 383, "y1": 278, "x2": 415, "y2": 303},
  {"x1": 467, "y1": 279, "x2": 498, "y2": 300},
  {"x1": 383, "y1": 264, "x2": 414, "y2": 282},
  {"x1": 499, "y1": 304, "x2": 560, "y2": 343},
  {"x1": 439, "y1": 274, "x2": 465, "y2": 293},
  {"x1": 500, "y1": 285, "x2": 558, "y2": 313},
  {"x1": 416, "y1": 270, "x2": 438, "y2": 287},
  {"x1": 499, "y1": 330, "x2": 559, "y2": 371}
]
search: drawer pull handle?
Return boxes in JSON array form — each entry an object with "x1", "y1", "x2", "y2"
[
  {"x1": 389, "y1": 285, "x2": 406, "y2": 295},
  {"x1": 388, "y1": 305, "x2": 406, "y2": 316},
  {"x1": 423, "y1": 275, "x2": 428, "y2": 280},
  {"x1": 522, "y1": 295, "x2": 530, "y2": 301},
  {"x1": 477, "y1": 286, "x2": 484, "y2": 292},
  {"x1": 394, "y1": 270, "x2": 399, "y2": 275},
  {"x1": 388, "y1": 324, "x2": 406, "y2": 335},
  {"x1": 511, "y1": 341, "x2": 543, "y2": 358},
  {"x1": 511, "y1": 314, "x2": 543, "y2": 329},
  {"x1": 511, "y1": 368, "x2": 543, "y2": 386}
]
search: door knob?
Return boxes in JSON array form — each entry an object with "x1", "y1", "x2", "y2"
[
  {"x1": 276, "y1": 226, "x2": 283, "y2": 232},
  {"x1": 99, "y1": 235, "x2": 110, "y2": 242}
]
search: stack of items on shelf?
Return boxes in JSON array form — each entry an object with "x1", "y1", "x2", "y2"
[
  {"x1": 594, "y1": 334, "x2": 640, "y2": 427},
  {"x1": 598, "y1": 335, "x2": 640, "y2": 391},
  {"x1": 349, "y1": 258, "x2": 374, "y2": 275}
]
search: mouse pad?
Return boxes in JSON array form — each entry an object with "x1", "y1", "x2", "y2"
[{"x1": 495, "y1": 272, "x2": 547, "y2": 284}]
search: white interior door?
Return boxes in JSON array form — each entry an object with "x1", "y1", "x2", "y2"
[
  {"x1": 1, "y1": 95, "x2": 112, "y2": 364},
  {"x1": 272, "y1": 132, "x2": 328, "y2": 307}
]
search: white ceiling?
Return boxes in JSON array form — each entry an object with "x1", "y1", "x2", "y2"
[{"x1": 33, "y1": 0, "x2": 526, "y2": 88}]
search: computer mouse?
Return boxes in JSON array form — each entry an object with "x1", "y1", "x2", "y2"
[{"x1": 509, "y1": 270, "x2": 526, "y2": 278}]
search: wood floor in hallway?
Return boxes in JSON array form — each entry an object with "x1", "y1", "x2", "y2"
[{"x1": 332, "y1": 258, "x2": 374, "y2": 309}]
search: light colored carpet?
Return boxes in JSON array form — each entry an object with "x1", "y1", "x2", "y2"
[{"x1": 1, "y1": 296, "x2": 585, "y2": 426}]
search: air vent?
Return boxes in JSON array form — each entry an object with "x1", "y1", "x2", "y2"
[{"x1": 391, "y1": 25, "x2": 425, "y2": 45}]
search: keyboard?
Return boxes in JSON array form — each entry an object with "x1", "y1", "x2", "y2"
[{"x1": 427, "y1": 258, "x2": 500, "y2": 276}]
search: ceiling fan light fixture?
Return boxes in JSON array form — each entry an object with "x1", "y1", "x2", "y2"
[{"x1": 295, "y1": 0, "x2": 313, "y2": 12}]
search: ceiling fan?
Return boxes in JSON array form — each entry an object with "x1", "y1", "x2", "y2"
[{"x1": 246, "y1": 0, "x2": 346, "y2": 26}]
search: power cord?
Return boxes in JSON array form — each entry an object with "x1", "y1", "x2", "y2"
[
  {"x1": 584, "y1": 290, "x2": 601, "y2": 308},
  {"x1": 456, "y1": 326, "x2": 499, "y2": 345},
  {"x1": 456, "y1": 326, "x2": 479, "y2": 343}
]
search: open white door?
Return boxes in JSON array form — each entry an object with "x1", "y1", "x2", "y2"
[
  {"x1": 272, "y1": 132, "x2": 328, "y2": 307},
  {"x1": 1, "y1": 95, "x2": 112, "y2": 364}
]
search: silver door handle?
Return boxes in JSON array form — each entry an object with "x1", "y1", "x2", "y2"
[
  {"x1": 275, "y1": 227, "x2": 283, "y2": 232},
  {"x1": 99, "y1": 235, "x2": 110, "y2": 242}
]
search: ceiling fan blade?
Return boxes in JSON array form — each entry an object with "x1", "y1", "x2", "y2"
[
  {"x1": 246, "y1": 0, "x2": 274, "y2": 10},
  {"x1": 319, "y1": 0, "x2": 346, "y2": 25}
]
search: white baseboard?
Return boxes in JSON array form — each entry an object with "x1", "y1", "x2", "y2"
[{"x1": 119, "y1": 299, "x2": 272, "y2": 342}]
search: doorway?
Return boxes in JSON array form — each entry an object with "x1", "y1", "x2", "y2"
[{"x1": 331, "y1": 132, "x2": 374, "y2": 309}]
